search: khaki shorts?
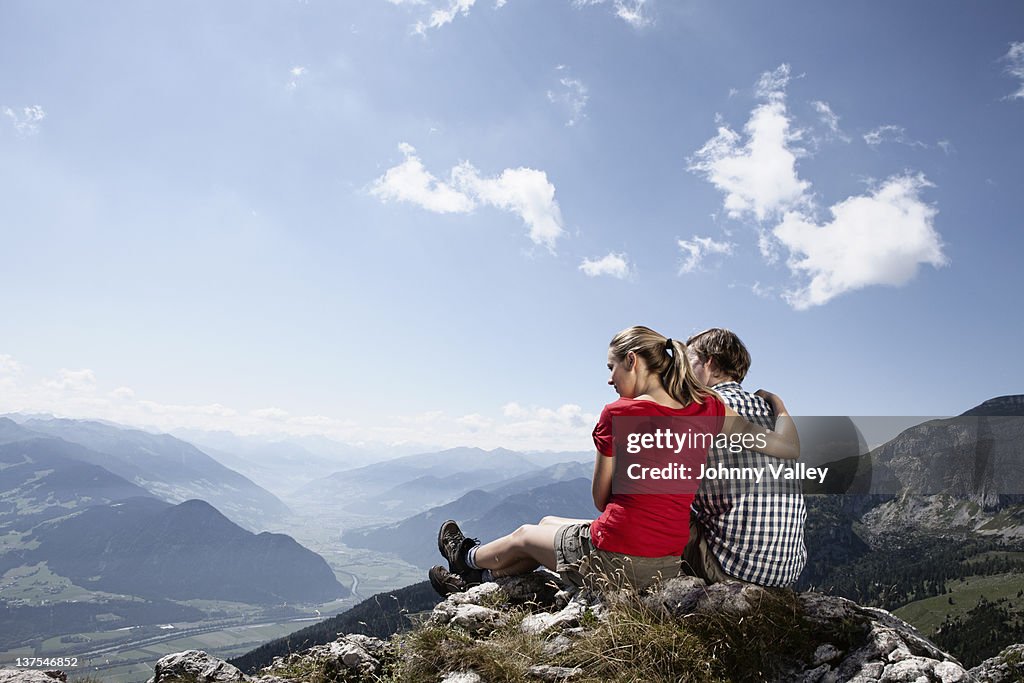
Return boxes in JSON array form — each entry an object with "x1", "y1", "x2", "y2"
[
  {"x1": 554, "y1": 523, "x2": 680, "y2": 592},
  {"x1": 682, "y1": 517, "x2": 748, "y2": 585}
]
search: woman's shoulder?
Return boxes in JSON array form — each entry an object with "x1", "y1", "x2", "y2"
[{"x1": 602, "y1": 396, "x2": 722, "y2": 416}]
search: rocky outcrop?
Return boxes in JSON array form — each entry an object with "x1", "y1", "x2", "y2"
[
  {"x1": 866, "y1": 413, "x2": 1024, "y2": 510},
  {"x1": 146, "y1": 571, "x2": 1011, "y2": 682},
  {"x1": 148, "y1": 649, "x2": 247, "y2": 682},
  {"x1": 969, "y1": 643, "x2": 1024, "y2": 682}
]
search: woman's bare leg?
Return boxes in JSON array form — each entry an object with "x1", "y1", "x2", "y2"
[
  {"x1": 472, "y1": 522, "x2": 559, "y2": 572},
  {"x1": 538, "y1": 515, "x2": 593, "y2": 527},
  {"x1": 491, "y1": 557, "x2": 541, "y2": 578}
]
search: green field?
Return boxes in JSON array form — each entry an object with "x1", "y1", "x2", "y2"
[
  {"x1": 894, "y1": 571, "x2": 1024, "y2": 635},
  {"x1": 0, "y1": 562, "x2": 137, "y2": 605}
]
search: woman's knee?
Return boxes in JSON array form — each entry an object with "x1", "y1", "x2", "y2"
[{"x1": 511, "y1": 524, "x2": 539, "y2": 545}]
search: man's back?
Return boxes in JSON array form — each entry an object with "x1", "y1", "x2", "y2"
[{"x1": 694, "y1": 380, "x2": 807, "y2": 586}]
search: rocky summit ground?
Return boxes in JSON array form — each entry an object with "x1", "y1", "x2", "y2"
[{"x1": 5, "y1": 572, "x2": 1024, "y2": 682}]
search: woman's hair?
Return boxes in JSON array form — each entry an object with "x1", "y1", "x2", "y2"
[{"x1": 609, "y1": 325, "x2": 715, "y2": 406}]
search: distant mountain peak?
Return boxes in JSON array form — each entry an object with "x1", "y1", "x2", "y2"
[{"x1": 960, "y1": 394, "x2": 1024, "y2": 417}]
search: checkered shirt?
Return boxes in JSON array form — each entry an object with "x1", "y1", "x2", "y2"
[{"x1": 691, "y1": 381, "x2": 807, "y2": 586}]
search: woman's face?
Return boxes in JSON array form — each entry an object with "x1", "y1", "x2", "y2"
[{"x1": 607, "y1": 348, "x2": 636, "y2": 398}]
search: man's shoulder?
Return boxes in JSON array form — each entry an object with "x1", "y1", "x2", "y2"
[{"x1": 713, "y1": 382, "x2": 774, "y2": 423}]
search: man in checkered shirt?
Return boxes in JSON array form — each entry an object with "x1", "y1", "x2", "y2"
[{"x1": 682, "y1": 328, "x2": 807, "y2": 587}]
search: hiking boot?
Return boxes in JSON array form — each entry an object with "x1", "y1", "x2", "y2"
[
  {"x1": 428, "y1": 565, "x2": 483, "y2": 597},
  {"x1": 437, "y1": 519, "x2": 478, "y2": 574},
  {"x1": 429, "y1": 565, "x2": 467, "y2": 597}
]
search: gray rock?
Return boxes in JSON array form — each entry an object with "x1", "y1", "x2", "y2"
[
  {"x1": 439, "y1": 672, "x2": 483, "y2": 683},
  {"x1": 149, "y1": 650, "x2": 247, "y2": 683},
  {"x1": 969, "y1": 643, "x2": 1024, "y2": 682},
  {"x1": 256, "y1": 634, "x2": 389, "y2": 680},
  {"x1": 879, "y1": 656, "x2": 939, "y2": 682},
  {"x1": 448, "y1": 603, "x2": 505, "y2": 635},
  {"x1": 496, "y1": 571, "x2": 565, "y2": 606},
  {"x1": 328, "y1": 636, "x2": 381, "y2": 673},
  {"x1": 541, "y1": 634, "x2": 574, "y2": 657},
  {"x1": 520, "y1": 596, "x2": 587, "y2": 635},
  {"x1": 645, "y1": 575, "x2": 707, "y2": 616},
  {"x1": 799, "y1": 592, "x2": 862, "y2": 626},
  {"x1": 932, "y1": 660, "x2": 968, "y2": 683},
  {"x1": 527, "y1": 664, "x2": 583, "y2": 680},
  {"x1": 695, "y1": 581, "x2": 765, "y2": 617},
  {"x1": 814, "y1": 644, "x2": 842, "y2": 666},
  {"x1": 449, "y1": 582, "x2": 501, "y2": 606}
]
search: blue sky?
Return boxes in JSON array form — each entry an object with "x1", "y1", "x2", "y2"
[{"x1": 0, "y1": 1, "x2": 1021, "y2": 450}]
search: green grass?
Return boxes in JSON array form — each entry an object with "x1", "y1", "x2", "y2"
[
  {"x1": 894, "y1": 572, "x2": 1024, "y2": 635},
  {"x1": 0, "y1": 562, "x2": 135, "y2": 604},
  {"x1": 387, "y1": 589, "x2": 868, "y2": 683}
]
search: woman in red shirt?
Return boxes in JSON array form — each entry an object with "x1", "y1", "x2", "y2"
[{"x1": 431, "y1": 325, "x2": 798, "y2": 595}]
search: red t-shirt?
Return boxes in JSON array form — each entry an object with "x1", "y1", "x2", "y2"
[{"x1": 590, "y1": 395, "x2": 726, "y2": 557}]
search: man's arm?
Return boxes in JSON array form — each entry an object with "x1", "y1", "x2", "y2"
[{"x1": 722, "y1": 390, "x2": 800, "y2": 460}]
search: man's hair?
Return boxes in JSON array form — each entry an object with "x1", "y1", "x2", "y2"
[{"x1": 685, "y1": 328, "x2": 752, "y2": 383}]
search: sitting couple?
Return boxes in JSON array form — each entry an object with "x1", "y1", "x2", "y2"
[{"x1": 430, "y1": 326, "x2": 808, "y2": 596}]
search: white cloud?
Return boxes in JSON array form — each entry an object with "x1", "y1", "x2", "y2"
[
  {"x1": 773, "y1": 174, "x2": 947, "y2": 309},
  {"x1": 0, "y1": 354, "x2": 22, "y2": 376},
  {"x1": 453, "y1": 164, "x2": 565, "y2": 251},
  {"x1": 0, "y1": 354, "x2": 21, "y2": 391},
  {"x1": 548, "y1": 75, "x2": 589, "y2": 127},
  {"x1": 613, "y1": 0, "x2": 650, "y2": 27},
  {"x1": 689, "y1": 64, "x2": 810, "y2": 222},
  {"x1": 677, "y1": 236, "x2": 734, "y2": 274},
  {"x1": 579, "y1": 252, "x2": 631, "y2": 279},
  {"x1": 370, "y1": 143, "x2": 475, "y2": 214},
  {"x1": 287, "y1": 65, "x2": 307, "y2": 90},
  {"x1": 3, "y1": 105, "x2": 46, "y2": 135},
  {"x1": 937, "y1": 139, "x2": 954, "y2": 155},
  {"x1": 413, "y1": 0, "x2": 477, "y2": 34},
  {"x1": 690, "y1": 65, "x2": 949, "y2": 309},
  {"x1": 44, "y1": 369, "x2": 97, "y2": 392},
  {"x1": 862, "y1": 124, "x2": 927, "y2": 148},
  {"x1": 811, "y1": 100, "x2": 850, "y2": 142},
  {"x1": 502, "y1": 401, "x2": 526, "y2": 418},
  {"x1": 572, "y1": 0, "x2": 652, "y2": 28},
  {"x1": 457, "y1": 413, "x2": 493, "y2": 432},
  {"x1": 755, "y1": 63, "x2": 791, "y2": 100},
  {"x1": 756, "y1": 228, "x2": 780, "y2": 264},
  {"x1": 1001, "y1": 42, "x2": 1024, "y2": 100},
  {"x1": 372, "y1": 143, "x2": 566, "y2": 250},
  {"x1": 0, "y1": 353, "x2": 597, "y2": 450},
  {"x1": 111, "y1": 386, "x2": 135, "y2": 400},
  {"x1": 251, "y1": 407, "x2": 290, "y2": 420}
]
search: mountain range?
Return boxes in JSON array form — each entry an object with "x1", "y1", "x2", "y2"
[
  {"x1": 1, "y1": 415, "x2": 290, "y2": 531},
  {"x1": 341, "y1": 460, "x2": 594, "y2": 569},
  {"x1": 20, "y1": 497, "x2": 346, "y2": 603}
]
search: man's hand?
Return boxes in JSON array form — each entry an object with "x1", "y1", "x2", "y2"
[{"x1": 754, "y1": 389, "x2": 787, "y2": 414}]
